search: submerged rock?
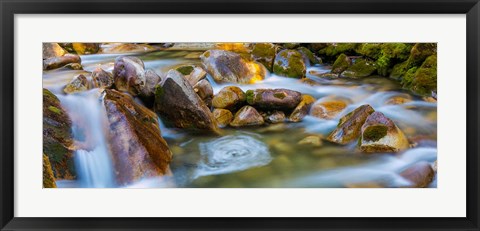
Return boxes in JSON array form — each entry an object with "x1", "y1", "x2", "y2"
[
  {"x1": 298, "y1": 135, "x2": 323, "y2": 147},
  {"x1": 112, "y1": 56, "x2": 146, "y2": 96},
  {"x1": 230, "y1": 105, "x2": 265, "y2": 127},
  {"x1": 43, "y1": 43, "x2": 67, "y2": 59},
  {"x1": 264, "y1": 111, "x2": 286, "y2": 123},
  {"x1": 213, "y1": 108, "x2": 233, "y2": 128},
  {"x1": 64, "y1": 74, "x2": 89, "y2": 94},
  {"x1": 43, "y1": 154, "x2": 57, "y2": 188},
  {"x1": 200, "y1": 49, "x2": 266, "y2": 84},
  {"x1": 92, "y1": 67, "x2": 114, "y2": 89},
  {"x1": 400, "y1": 162, "x2": 435, "y2": 187},
  {"x1": 154, "y1": 70, "x2": 218, "y2": 133},
  {"x1": 43, "y1": 54, "x2": 81, "y2": 70},
  {"x1": 273, "y1": 49, "x2": 306, "y2": 78},
  {"x1": 310, "y1": 98, "x2": 348, "y2": 120},
  {"x1": 289, "y1": 94, "x2": 316, "y2": 122},
  {"x1": 103, "y1": 89, "x2": 173, "y2": 186},
  {"x1": 212, "y1": 86, "x2": 246, "y2": 110},
  {"x1": 359, "y1": 111, "x2": 409, "y2": 153},
  {"x1": 326, "y1": 104, "x2": 375, "y2": 144},
  {"x1": 331, "y1": 53, "x2": 351, "y2": 74},
  {"x1": 341, "y1": 58, "x2": 377, "y2": 78},
  {"x1": 102, "y1": 43, "x2": 156, "y2": 53},
  {"x1": 246, "y1": 88, "x2": 302, "y2": 111},
  {"x1": 43, "y1": 89, "x2": 75, "y2": 180},
  {"x1": 251, "y1": 43, "x2": 278, "y2": 71},
  {"x1": 59, "y1": 63, "x2": 83, "y2": 71}
]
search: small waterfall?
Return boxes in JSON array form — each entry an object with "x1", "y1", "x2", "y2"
[{"x1": 57, "y1": 89, "x2": 116, "y2": 188}]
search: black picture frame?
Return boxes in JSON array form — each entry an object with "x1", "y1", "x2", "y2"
[{"x1": 1, "y1": 0, "x2": 479, "y2": 230}]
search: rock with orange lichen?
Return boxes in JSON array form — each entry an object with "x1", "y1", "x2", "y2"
[
  {"x1": 103, "y1": 89, "x2": 173, "y2": 186},
  {"x1": 200, "y1": 49, "x2": 266, "y2": 84}
]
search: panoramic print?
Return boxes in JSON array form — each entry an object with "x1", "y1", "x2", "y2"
[{"x1": 42, "y1": 42, "x2": 437, "y2": 188}]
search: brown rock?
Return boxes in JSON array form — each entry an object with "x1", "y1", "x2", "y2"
[
  {"x1": 264, "y1": 111, "x2": 286, "y2": 123},
  {"x1": 400, "y1": 162, "x2": 435, "y2": 188},
  {"x1": 359, "y1": 111, "x2": 409, "y2": 153},
  {"x1": 43, "y1": 54, "x2": 81, "y2": 70},
  {"x1": 43, "y1": 89, "x2": 75, "y2": 180},
  {"x1": 154, "y1": 70, "x2": 218, "y2": 133},
  {"x1": 113, "y1": 56, "x2": 146, "y2": 96},
  {"x1": 103, "y1": 89, "x2": 173, "y2": 186},
  {"x1": 213, "y1": 108, "x2": 233, "y2": 127},
  {"x1": 230, "y1": 105, "x2": 265, "y2": 127},
  {"x1": 326, "y1": 104, "x2": 375, "y2": 144},
  {"x1": 43, "y1": 43, "x2": 67, "y2": 59},
  {"x1": 176, "y1": 65, "x2": 207, "y2": 86},
  {"x1": 289, "y1": 94, "x2": 316, "y2": 122},
  {"x1": 246, "y1": 88, "x2": 302, "y2": 111},
  {"x1": 193, "y1": 79, "x2": 213, "y2": 106},
  {"x1": 92, "y1": 68, "x2": 114, "y2": 88},
  {"x1": 64, "y1": 74, "x2": 90, "y2": 94},
  {"x1": 212, "y1": 86, "x2": 246, "y2": 110}
]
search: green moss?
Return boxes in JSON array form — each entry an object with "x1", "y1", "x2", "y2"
[
  {"x1": 331, "y1": 53, "x2": 350, "y2": 74},
  {"x1": 318, "y1": 43, "x2": 359, "y2": 57},
  {"x1": 363, "y1": 125, "x2": 388, "y2": 142},
  {"x1": 273, "y1": 49, "x2": 306, "y2": 78},
  {"x1": 409, "y1": 43, "x2": 436, "y2": 64},
  {"x1": 176, "y1": 65, "x2": 194, "y2": 75},
  {"x1": 297, "y1": 47, "x2": 321, "y2": 65},
  {"x1": 48, "y1": 106, "x2": 61, "y2": 114},
  {"x1": 246, "y1": 90, "x2": 255, "y2": 104},
  {"x1": 406, "y1": 55, "x2": 437, "y2": 95},
  {"x1": 155, "y1": 84, "x2": 164, "y2": 98},
  {"x1": 356, "y1": 43, "x2": 382, "y2": 59},
  {"x1": 342, "y1": 58, "x2": 377, "y2": 78},
  {"x1": 375, "y1": 56, "x2": 391, "y2": 76},
  {"x1": 273, "y1": 92, "x2": 286, "y2": 99},
  {"x1": 282, "y1": 43, "x2": 300, "y2": 49},
  {"x1": 400, "y1": 66, "x2": 418, "y2": 88},
  {"x1": 251, "y1": 43, "x2": 277, "y2": 71}
]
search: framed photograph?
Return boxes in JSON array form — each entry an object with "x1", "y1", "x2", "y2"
[{"x1": 1, "y1": 0, "x2": 479, "y2": 230}]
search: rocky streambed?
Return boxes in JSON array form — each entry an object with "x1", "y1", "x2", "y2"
[{"x1": 42, "y1": 42, "x2": 437, "y2": 188}]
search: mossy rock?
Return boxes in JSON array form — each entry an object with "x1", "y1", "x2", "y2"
[
  {"x1": 306, "y1": 43, "x2": 329, "y2": 53},
  {"x1": 331, "y1": 53, "x2": 351, "y2": 74},
  {"x1": 355, "y1": 43, "x2": 382, "y2": 59},
  {"x1": 409, "y1": 43, "x2": 437, "y2": 64},
  {"x1": 43, "y1": 154, "x2": 57, "y2": 188},
  {"x1": 176, "y1": 65, "x2": 195, "y2": 75},
  {"x1": 401, "y1": 55, "x2": 437, "y2": 95},
  {"x1": 318, "y1": 43, "x2": 359, "y2": 58},
  {"x1": 297, "y1": 47, "x2": 322, "y2": 65},
  {"x1": 389, "y1": 43, "x2": 436, "y2": 79},
  {"x1": 341, "y1": 58, "x2": 377, "y2": 78},
  {"x1": 362, "y1": 125, "x2": 388, "y2": 142},
  {"x1": 43, "y1": 88, "x2": 76, "y2": 180},
  {"x1": 251, "y1": 43, "x2": 278, "y2": 71},
  {"x1": 282, "y1": 43, "x2": 301, "y2": 49},
  {"x1": 371, "y1": 43, "x2": 412, "y2": 76},
  {"x1": 273, "y1": 49, "x2": 306, "y2": 78}
]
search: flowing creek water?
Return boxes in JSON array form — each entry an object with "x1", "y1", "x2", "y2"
[{"x1": 43, "y1": 49, "x2": 437, "y2": 188}]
